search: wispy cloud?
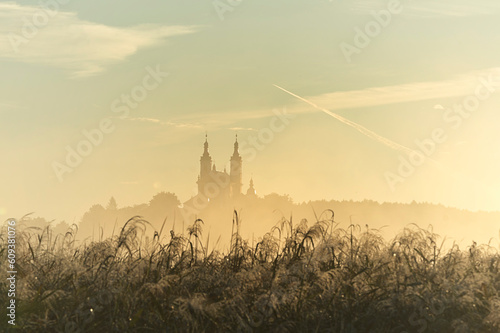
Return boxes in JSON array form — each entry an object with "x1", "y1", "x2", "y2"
[
  {"x1": 229, "y1": 127, "x2": 257, "y2": 132},
  {"x1": 0, "y1": 3, "x2": 199, "y2": 77},
  {"x1": 351, "y1": 0, "x2": 500, "y2": 18},
  {"x1": 170, "y1": 109, "x2": 282, "y2": 126},
  {"x1": 303, "y1": 67, "x2": 500, "y2": 112},
  {"x1": 124, "y1": 117, "x2": 203, "y2": 129},
  {"x1": 121, "y1": 67, "x2": 500, "y2": 130},
  {"x1": 126, "y1": 117, "x2": 162, "y2": 124}
]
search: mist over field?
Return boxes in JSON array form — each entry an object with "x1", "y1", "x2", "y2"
[{"x1": 17, "y1": 192, "x2": 500, "y2": 250}]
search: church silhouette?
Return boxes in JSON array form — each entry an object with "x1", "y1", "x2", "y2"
[
  {"x1": 179, "y1": 134, "x2": 259, "y2": 232},
  {"x1": 195, "y1": 134, "x2": 256, "y2": 202}
]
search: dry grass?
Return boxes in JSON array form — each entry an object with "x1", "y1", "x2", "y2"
[{"x1": 1, "y1": 212, "x2": 500, "y2": 332}]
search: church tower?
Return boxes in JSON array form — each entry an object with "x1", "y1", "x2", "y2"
[
  {"x1": 198, "y1": 134, "x2": 212, "y2": 195},
  {"x1": 246, "y1": 178, "x2": 256, "y2": 197},
  {"x1": 230, "y1": 135, "x2": 242, "y2": 197}
]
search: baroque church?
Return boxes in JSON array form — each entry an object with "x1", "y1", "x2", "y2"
[{"x1": 196, "y1": 134, "x2": 256, "y2": 202}]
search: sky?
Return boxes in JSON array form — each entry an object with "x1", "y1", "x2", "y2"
[{"x1": 1, "y1": 0, "x2": 500, "y2": 224}]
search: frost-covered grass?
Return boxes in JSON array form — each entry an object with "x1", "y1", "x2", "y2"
[{"x1": 1, "y1": 212, "x2": 500, "y2": 332}]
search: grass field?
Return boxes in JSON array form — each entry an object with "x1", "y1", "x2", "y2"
[{"x1": 1, "y1": 212, "x2": 499, "y2": 332}]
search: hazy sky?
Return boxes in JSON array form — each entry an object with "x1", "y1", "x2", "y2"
[{"x1": 1, "y1": 0, "x2": 500, "y2": 223}]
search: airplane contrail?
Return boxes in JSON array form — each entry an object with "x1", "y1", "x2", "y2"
[
  {"x1": 273, "y1": 84, "x2": 417, "y2": 156},
  {"x1": 272, "y1": 85, "x2": 500, "y2": 195}
]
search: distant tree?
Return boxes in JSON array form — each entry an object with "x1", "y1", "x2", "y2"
[
  {"x1": 106, "y1": 197, "x2": 118, "y2": 210},
  {"x1": 79, "y1": 204, "x2": 107, "y2": 240},
  {"x1": 145, "y1": 192, "x2": 181, "y2": 228},
  {"x1": 87, "y1": 204, "x2": 106, "y2": 215},
  {"x1": 149, "y1": 192, "x2": 180, "y2": 210}
]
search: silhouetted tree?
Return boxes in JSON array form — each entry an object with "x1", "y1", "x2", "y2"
[
  {"x1": 149, "y1": 192, "x2": 180, "y2": 210},
  {"x1": 106, "y1": 197, "x2": 117, "y2": 210}
]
